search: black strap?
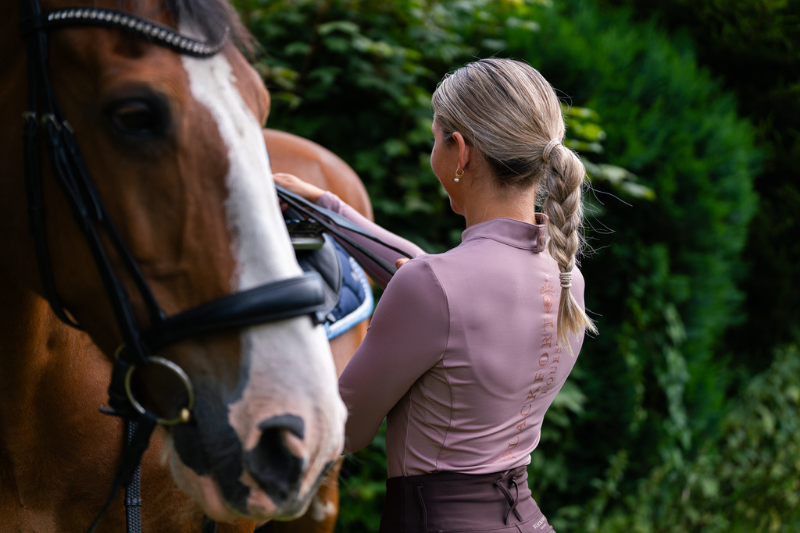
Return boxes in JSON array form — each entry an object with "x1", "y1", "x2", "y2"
[
  {"x1": 201, "y1": 516, "x2": 218, "y2": 533},
  {"x1": 19, "y1": 0, "x2": 81, "y2": 328},
  {"x1": 27, "y1": 7, "x2": 225, "y2": 58},
  {"x1": 142, "y1": 272, "x2": 326, "y2": 352},
  {"x1": 45, "y1": 119, "x2": 152, "y2": 365},
  {"x1": 19, "y1": 2, "x2": 153, "y2": 365},
  {"x1": 276, "y1": 185, "x2": 413, "y2": 276}
]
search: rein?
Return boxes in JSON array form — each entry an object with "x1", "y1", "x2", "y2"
[
  {"x1": 276, "y1": 185, "x2": 414, "y2": 276},
  {"x1": 16, "y1": 1, "x2": 328, "y2": 531}
]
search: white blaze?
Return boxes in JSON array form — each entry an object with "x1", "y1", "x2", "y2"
[
  {"x1": 182, "y1": 53, "x2": 297, "y2": 287},
  {"x1": 181, "y1": 50, "x2": 346, "y2": 510}
]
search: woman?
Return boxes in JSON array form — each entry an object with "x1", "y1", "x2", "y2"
[{"x1": 275, "y1": 58, "x2": 596, "y2": 533}]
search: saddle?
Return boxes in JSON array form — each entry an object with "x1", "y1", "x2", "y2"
[{"x1": 286, "y1": 208, "x2": 373, "y2": 339}]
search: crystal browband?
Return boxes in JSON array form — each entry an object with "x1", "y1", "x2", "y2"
[{"x1": 39, "y1": 7, "x2": 226, "y2": 57}]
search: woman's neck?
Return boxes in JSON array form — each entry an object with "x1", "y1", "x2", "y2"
[{"x1": 461, "y1": 180, "x2": 537, "y2": 228}]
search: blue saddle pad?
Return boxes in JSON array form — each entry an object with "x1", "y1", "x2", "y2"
[{"x1": 324, "y1": 241, "x2": 374, "y2": 340}]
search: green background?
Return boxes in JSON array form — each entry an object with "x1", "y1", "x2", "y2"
[{"x1": 233, "y1": 1, "x2": 800, "y2": 531}]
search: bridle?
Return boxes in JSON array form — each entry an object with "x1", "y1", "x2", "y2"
[{"x1": 16, "y1": 1, "x2": 330, "y2": 531}]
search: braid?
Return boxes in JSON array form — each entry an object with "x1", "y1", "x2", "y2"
[{"x1": 544, "y1": 144, "x2": 597, "y2": 353}]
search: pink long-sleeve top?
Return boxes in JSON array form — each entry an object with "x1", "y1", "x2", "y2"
[{"x1": 318, "y1": 192, "x2": 586, "y2": 478}]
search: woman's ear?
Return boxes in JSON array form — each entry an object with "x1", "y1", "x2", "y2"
[{"x1": 453, "y1": 132, "x2": 470, "y2": 171}]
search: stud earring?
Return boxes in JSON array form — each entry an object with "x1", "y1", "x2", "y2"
[{"x1": 455, "y1": 168, "x2": 464, "y2": 183}]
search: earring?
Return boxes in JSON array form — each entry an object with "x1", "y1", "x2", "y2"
[{"x1": 455, "y1": 168, "x2": 464, "y2": 183}]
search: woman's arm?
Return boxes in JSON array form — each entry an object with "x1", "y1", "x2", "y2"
[
  {"x1": 274, "y1": 173, "x2": 425, "y2": 288},
  {"x1": 338, "y1": 258, "x2": 449, "y2": 454}
]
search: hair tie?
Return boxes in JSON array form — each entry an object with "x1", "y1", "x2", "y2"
[
  {"x1": 559, "y1": 271, "x2": 572, "y2": 289},
  {"x1": 542, "y1": 139, "x2": 561, "y2": 164}
]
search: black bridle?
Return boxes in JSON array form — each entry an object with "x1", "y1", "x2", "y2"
[{"x1": 16, "y1": 1, "x2": 330, "y2": 531}]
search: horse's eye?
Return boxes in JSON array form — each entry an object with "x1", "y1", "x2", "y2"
[{"x1": 107, "y1": 99, "x2": 168, "y2": 137}]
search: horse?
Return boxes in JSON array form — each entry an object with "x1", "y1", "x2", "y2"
[{"x1": 0, "y1": 0, "x2": 358, "y2": 530}]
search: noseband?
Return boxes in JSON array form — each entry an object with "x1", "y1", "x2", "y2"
[{"x1": 17, "y1": 1, "x2": 328, "y2": 531}]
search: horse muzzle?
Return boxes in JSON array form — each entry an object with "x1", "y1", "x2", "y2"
[
  {"x1": 168, "y1": 408, "x2": 341, "y2": 522},
  {"x1": 167, "y1": 332, "x2": 345, "y2": 522}
]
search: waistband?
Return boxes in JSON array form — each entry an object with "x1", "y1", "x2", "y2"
[{"x1": 380, "y1": 466, "x2": 554, "y2": 533}]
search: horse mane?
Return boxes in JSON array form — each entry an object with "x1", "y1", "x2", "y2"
[{"x1": 121, "y1": 0, "x2": 256, "y2": 57}]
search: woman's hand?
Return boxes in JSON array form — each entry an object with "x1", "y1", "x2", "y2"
[{"x1": 273, "y1": 173, "x2": 326, "y2": 204}]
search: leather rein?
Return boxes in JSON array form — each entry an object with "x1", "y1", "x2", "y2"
[{"x1": 16, "y1": 1, "x2": 328, "y2": 532}]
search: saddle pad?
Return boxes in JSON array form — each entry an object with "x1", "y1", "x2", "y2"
[{"x1": 324, "y1": 241, "x2": 374, "y2": 340}]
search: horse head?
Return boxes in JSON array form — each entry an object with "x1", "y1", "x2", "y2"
[{"x1": 0, "y1": 0, "x2": 345, "y2": 523}]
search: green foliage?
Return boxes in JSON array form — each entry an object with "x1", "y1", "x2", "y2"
[
  {"x1": 233, "y1": 0, "x2": 762, "y2": 531},
  {"x1": 338, "y1": 424, "x2": 388, "y2": 532},
  {"x1": 602, "y1": 0, "x2": 800, "y2": 393},
  {"x1": 595, "y1": 345, "x2": 800, "y2": 532},
  {"x1": 564, "y1": 105, "x2": 654, "y2": 200}
]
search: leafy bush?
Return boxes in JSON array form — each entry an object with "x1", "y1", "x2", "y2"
[
  {"x1": 595, "y1": 344, "x2": 800, "y2": 533},
  {"x1": 603, "y1": 0, "x2": 800, "y2": 372}
]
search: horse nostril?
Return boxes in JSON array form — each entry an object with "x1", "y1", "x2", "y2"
[{"x1": 245, "y1": 414, "x2": 307, "y2": 503}]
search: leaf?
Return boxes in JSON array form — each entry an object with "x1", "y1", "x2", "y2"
[
  {"x1": 283, "y1": 42, "x2": 311, "y2": 56},
  {"x1": 506, "y1": 17, "x2": 541, "y2": 31},
  {"x1": 318, "y1": 20, "x2": 360, "y2": 36}
]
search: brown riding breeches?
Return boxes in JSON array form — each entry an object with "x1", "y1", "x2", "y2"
[{"x1": 379, "y1": 466, "x2": 556, "y2": 533}]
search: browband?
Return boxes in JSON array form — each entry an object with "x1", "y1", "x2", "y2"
[{"x1": 20, "y1": 6, "x2": 226, "y2": 57}]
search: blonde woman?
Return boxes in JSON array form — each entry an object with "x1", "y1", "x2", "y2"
[{"x1": 275, "y1": 58, "x2": 595, "y2": 533}]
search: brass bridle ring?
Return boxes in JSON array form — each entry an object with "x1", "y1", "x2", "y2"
[{"x1": 122, "y1": 356, "x2": 195, "y2": 426}]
